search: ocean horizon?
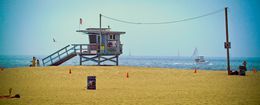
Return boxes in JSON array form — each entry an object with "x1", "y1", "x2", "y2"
[{"x1": 0, "y1": 55, "x2": 259, "y2": 71}]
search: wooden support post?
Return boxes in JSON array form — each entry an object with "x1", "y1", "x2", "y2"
[
  {"x1": 80, "y1": 55, "x2": 82, "y2": 65},
  {"x1": 97, "y1": 14, "x2": 102, "y2": 66},
  {"x1": 225, "y1": 7, "x2": 231, "y2": 75},
  {"x1": 116, "y1": 55, "x2": 119, "y2": 66},
  {"x1": 98, "y1": 55, "x2": 100, "y2": 66},
  {"x1": 80, "y1": 45, "x2": 82, "y2": 54},
  {"x1": 99, "y1": 14, "x2": 102, "y2": 48}
]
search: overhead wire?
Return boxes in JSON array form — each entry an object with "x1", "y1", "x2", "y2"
[{"x1": 101, "y1": 8, "x2": 225, "y2": 25}]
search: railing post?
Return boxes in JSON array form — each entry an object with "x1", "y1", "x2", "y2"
[
  {"x1": 58, "y1": 52, "x2": 61, "y2": 60},
  {"x1": 50, "y1": 56, "x2": 53, "y2": 64},
  {"x1": 73, "y1": 45, "x2": 76, "y2": 53},
  {"x1": 42, "y1": 59, "x2": 45, "y2": 66},
  {"x1": 80, "y1": 45, "x2": 82, "y2": 54},
  {"x1": 65, "y1": 47, "x2": 69, "y2": 55}
]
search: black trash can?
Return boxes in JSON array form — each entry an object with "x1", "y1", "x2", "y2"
[{"x1": 87, "y1": 76, "x2": 96, "y2": 90}]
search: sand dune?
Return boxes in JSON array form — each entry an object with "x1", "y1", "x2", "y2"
[{"x1": 0, "y1": 66, "x2": 259, "y2": 105}]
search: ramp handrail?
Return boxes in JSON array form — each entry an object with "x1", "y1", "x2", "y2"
[
  {"x1": 42, "y1": 45, "x2": 73, "y2": 66},
  {"x1": 42, "y1": 44, "x2": 91, "y2": 66},
  {"x1": 71, "y1": 44, "x2": 89, "y2": 54}
]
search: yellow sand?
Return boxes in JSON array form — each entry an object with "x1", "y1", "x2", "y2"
[{"x1": 0, "y1": 66, "x2": 259, "y2": 105}]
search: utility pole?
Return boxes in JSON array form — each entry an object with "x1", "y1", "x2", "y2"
[
  {"x1": 224, "y1": 7, "x2": 231, "y2": 75},
  {"x1": 98, "y1": 14, "x2": 102, "y2": 66}
]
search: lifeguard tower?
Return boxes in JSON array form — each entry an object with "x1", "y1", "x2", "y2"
[{"x1": 42, "y1": 27, "x2": 125, "y2": 66}]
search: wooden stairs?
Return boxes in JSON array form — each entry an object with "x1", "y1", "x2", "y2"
[
  {"x1": 42, "y1": 45, "x2": 77, "y2": 66},
  {"x1": 42, "y1": 44, "x2": 119, "y2": 66}
]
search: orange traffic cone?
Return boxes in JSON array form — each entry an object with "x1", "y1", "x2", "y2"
[
  {"x1": 126, "y1": 72, "x2": 129, "y2": 78},
  {"x1": 253, "y1": 68, "x2": 257, "y2": 74},
  {"x1": 194, "y1": 68, "x2": 197, "y2": 73},
  {"x1": 69, "y1": 69, "x2": 72, "y2": 74}
]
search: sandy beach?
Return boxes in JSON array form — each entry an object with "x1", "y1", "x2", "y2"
[{"x1": 0, "y1": 66, "x2": 259, "y2": 105}]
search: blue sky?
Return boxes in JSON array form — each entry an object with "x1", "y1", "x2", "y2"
[{"x1": 0, "y1": 0, "x2": 259, "y2": 57}]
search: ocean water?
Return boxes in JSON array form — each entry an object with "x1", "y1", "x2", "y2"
[{"x1": 0, "y1": 55, "x2": 259, "y2": 71}]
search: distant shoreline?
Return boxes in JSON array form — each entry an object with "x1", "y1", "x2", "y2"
[
  {"x1": 2, "y1": 66, "x2": 238, "y2": 72},
  {"x1": 1, "y1": 55, "x2": 259, "y2": 70}
]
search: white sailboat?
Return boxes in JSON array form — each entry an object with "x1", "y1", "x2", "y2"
[{"x1": 192, "y1": 48, "x2": 209, "y2": 64}]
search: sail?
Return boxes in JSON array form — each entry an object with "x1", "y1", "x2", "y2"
[{"x1": 192, "y1": 48, "x2": 199, "y2": 59}]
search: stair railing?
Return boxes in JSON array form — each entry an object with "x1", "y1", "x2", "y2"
[
  {"x1": 42, "y1": 45, "x2": 73, "y2": 66},
  {"x1": 42, "y1": 44, "x2": 90, "y2": 66},
  {"x1": 71, "y1": 44, "x2": 89, "y2": 54}
]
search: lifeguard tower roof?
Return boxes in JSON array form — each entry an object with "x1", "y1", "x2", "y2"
[{"x1": 76, "y1": 28, "x2": 126, "y2": 35}]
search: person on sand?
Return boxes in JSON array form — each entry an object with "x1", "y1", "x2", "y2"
[
  {"x1": 36, "y1": 59, "x2": 40, "y2": 67},
  {"x1": 0, "y1": 94, "x2": 20, "y2": 99},
  {"x1": 239, "y1": 60, "x2": 247, "y2": 76},
  {"x1": 30, "y1": 57, "x2": 36, "y2": 67},
  {"x1": 0, "y1": 67, "x2": 4, "y2": 71},
  {"x1": 243, "y1": 61, "x2": 247, "y2": 70},
  {"x1": 9, "y1": 88, "x2": 12, "y2": 96},
  {"x1": 0, "y1": 88, "x2": 20, "y2": 99}
]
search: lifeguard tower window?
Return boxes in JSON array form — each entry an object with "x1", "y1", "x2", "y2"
[
  {"x1": 89, "y1": 35, "x2": 96, "y2": 43},
  {"x1": 109, "y1": 34, "x2": 115, "y2": 40}
]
